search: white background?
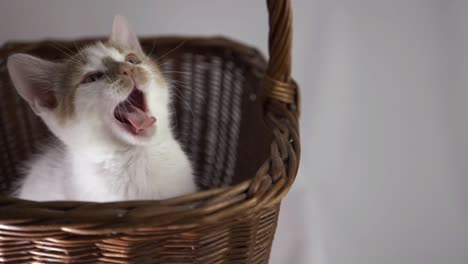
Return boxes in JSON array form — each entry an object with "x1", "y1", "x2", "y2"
[{"x1": 1, "y1": 1, "x2": 467, "y2": 263}]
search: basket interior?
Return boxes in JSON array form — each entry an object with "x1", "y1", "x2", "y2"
[{"x1": 0, "y1": 37, "x2": 273, "y2": 196}]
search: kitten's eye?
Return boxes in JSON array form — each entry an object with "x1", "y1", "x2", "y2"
[
  {"x1": 81, "y1": 72, "x2": 104, "y2": 84},
  {"x1": 126, "y1": 54, "x2": 141, "y2": 65}
]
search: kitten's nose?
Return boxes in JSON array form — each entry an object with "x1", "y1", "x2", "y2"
[{"x1": 119, "y1": 63, "x2": 134, "y2": 76}]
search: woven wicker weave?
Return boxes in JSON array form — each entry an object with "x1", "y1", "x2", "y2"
[{"x1": 0, "y1": 0, "x2": 300, "y2": 263}]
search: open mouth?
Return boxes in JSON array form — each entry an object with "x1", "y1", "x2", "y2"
[{"x1": 114, "y1": 88, "x2": 156, "y2": 135}]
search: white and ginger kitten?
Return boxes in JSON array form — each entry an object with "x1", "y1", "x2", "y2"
[{"x1": 6, "y1": 16, "x2": 197, "y2": 201}]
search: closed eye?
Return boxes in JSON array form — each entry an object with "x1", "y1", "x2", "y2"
[
  {"x1": 125, "y1": 53, "x2": 141, "y2": 65},
  {"x1": 81, "y1": 72, "x2": 105, "y2": 84}
]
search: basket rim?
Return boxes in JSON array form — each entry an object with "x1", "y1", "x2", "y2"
[
  {"x1": 1, "y1": 36, "x2": 265, "y2": 63},
  {"x1": 0, "y1": 36, "x2": 300, "y2": 235}
]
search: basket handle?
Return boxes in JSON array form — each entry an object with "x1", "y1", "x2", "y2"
[{"x1": 264, "y1": 0, "x2": 296, "y2": 106}]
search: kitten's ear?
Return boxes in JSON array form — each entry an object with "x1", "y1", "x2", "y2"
[
  {"x1": 7, "y1": 54, "x2": 59, "y2": 114},
  {"x1": 110, "y1": 15, "x2": 143, "y2": 53}
]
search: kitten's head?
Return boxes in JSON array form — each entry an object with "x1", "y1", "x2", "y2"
[{"x1": 7, "y1": 15, "x2": 168, "y2": 148}]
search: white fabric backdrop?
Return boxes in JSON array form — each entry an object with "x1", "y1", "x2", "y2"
[
  {"x1": 0, "y1": 1, "x2": 467, "y2": 263},
  {"x1": 276, "y1": 1, "x2": 468, "y2": 264}
]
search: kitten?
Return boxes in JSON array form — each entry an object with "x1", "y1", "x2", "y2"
[{"x1": 6, "y1": 15, "x2": 197, "y2": 201}]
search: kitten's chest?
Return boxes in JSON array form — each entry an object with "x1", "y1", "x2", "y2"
[{"x1": 72, "y1": 149, "x2": 162, "y2": 200}]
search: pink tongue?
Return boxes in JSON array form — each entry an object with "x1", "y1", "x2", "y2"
[{"x1": 123, "y1": 105, "x2": 156, "y2": 134}]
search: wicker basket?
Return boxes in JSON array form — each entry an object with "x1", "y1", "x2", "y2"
[{"x1": 0, "y1": 0, "x2": 300, "y2": 263}]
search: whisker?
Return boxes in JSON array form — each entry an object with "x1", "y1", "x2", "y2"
[
  {"x1": 154, "y1": 60, "x2": 172, "y2": 70},
  {"x1": 54, "y1": 42, "x2": 83, "y2": 64},
  {"x1": 169, "y1": 80, "x2": 205, "y2": 102},
  {"x1": 121, "y1": 99, "x2": 130, "y2": 114},
  {"x1": 169, "y1": 79, "x2": 195, "y2": 88},
  {"x1": 48, "y1": 43, "x2": 82, "y2": 65},
  {"x1": 49, "y1": 42, "x2": 73, "y2": 57},
  {"x1": 161, "y1": 71, "x2": 192, "y2": 75},
  {"x1": 170, "y1": 89, "x2": 195, "y2": 120},
  {"x1": 127, "y1": 96, "x2": 138, "y2": 105},
  {"x1": 170, "y1": 82, "x2": 199, "y2": 96},
  {"x1": 147, "y1": 40, "x2": 157, "y2": 58},
  {"x1": 155, "y1": 41, "x2": 186, "y2": 64},
  {"x1": 54, "y1": 41, "x2": 76, "y2": 56},
  {"x1": 103, "y1": 72, "x2": 112, "y2": 82},
  {"x1": 73, "y1": 41, "x2": 87, "y2": 63}
]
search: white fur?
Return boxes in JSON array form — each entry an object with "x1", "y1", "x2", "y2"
[
  {"x1": 18, "y1": 135, "x2": 195, "y2": 202},
  {"x1": 9, "y1": 16, "x2": 196, "y2": 201}
]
